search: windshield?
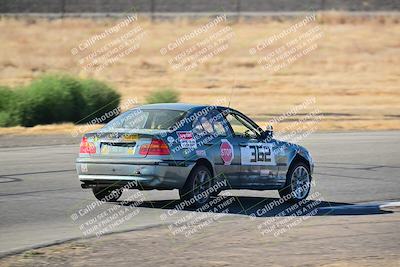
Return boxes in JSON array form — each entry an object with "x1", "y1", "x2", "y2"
[{"x1": 103, "y1": 109, "x2": 185, "y2": 130}]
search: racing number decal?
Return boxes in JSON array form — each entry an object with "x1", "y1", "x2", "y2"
[
  {"x1": 241, "y1": 143, "x2": 276, "y2": 166},
  {"x1": 250, "y1": 145, "x2": 271, "y2": 162}
]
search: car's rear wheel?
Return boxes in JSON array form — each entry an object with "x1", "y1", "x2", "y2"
[
  {"x1": 179, "y1": 165, "x2": 213, "y2": 208},
  {"x1": 279, "y1": 161, "x2": 311, "y2": 203},
  {"x1": 92, "y1": 187, "x2": 122, "y2": 202}
]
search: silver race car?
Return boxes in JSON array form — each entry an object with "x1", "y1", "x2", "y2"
[{"x1": 76, "y1": 103, "x2": 314, "y2": 207}]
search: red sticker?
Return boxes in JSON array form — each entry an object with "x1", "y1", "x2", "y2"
[
  {"x1": 177, "y1": 131, "x2": 197, "y2": 149},
  {"x1": 220, "y1": 139, "x2": 234, "y2": 165},
  {"x1": 177, "y1": 131, "x2": 193, "y2": 140}
]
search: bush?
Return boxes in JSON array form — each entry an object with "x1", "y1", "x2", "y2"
[
  {"x1": 0, "y1": 86, "x2": 15, "y2": 111},
  {"x1": 0, "y1": 86, "x2": 20, "y2": 127},
  {"x1": 16, "y1": 75, "x2": 86, "y2": 126},
  {"x1": 79, "y1": 79, "x2": 121, "y2": 123},
  {"x1": 0, "y1": 111, "x2": 15, "y2": 127},
  {"x1": 146, "y1": 88, "x2": 180, "y2": 104},
  {"x1": 0, "y1": 74, "x2": 121, "y2": 127}
]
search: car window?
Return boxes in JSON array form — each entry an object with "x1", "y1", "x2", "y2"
[
  {"x1": 214, "y1": 121, "x2": 228, "y2": 136},
  {"x1": 208, "y1": 110, "x2": 229, "y2": 137},
  {"x1": 201, "y1": 117, "x2": 214, "y2": 134},
  {"x1": 192, "y1": 117, "x2": 205, "y2": 135},
  {"x1": 192, "y1": 116, "x2": 215, "y2": 136},
  {"x1": 191, "y1": 110, "x2": 229, "y2": 137},
  {"x1": 225, "y1": 112, "x2": 260, "y2": 138}
]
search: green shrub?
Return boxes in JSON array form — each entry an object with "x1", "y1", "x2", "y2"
[
  {"x1": 0, "y1": 111, "x2": 15, "y2": 127},
  {"x1": 0, "y1": 74, "x2": 121, "y2": 127},
  {"x1": 15, "y1": 74, "x2": 86, "y2": 126},
  {"x1": 146, "y1": 88, "x2": 180, "y2": 104},
  {"x1": 79, "y1": 79, "x2": 121, "y2": 123},
  {"x1": 0, "y1": 86, "x2": 15, "y2": 111},
  {"x1": 0, "y1": 86, "x2": 20, "y2": 127}
]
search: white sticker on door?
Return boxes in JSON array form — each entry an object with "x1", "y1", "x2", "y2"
[
  {"x1": 240, "y1": 143, "x2": 276, "y2": 166},
  {"x1": 177, "y1": 131, "x2": 197, "y2": 149}
]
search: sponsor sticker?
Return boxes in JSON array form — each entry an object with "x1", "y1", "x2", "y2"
[
  {"x1": 182, "y1": 149, "x2": 190, "y2": 157},
  {"x1": 122, "y1": 134, "x2": 138, "y2": 142},
  {"x1": 260, "y1": 169, "x2": 273, "y2": 176},
  {"x1": 220, "y1": 139, "x2": 234, "y2": 165},
  {"x1": 196, "y1": 149, "x2": 207, "y2": 157},
  {"x1": 177, "y1": 131, "x2": 197, "y2": 149},
  {"x1": 127, "y1": 147, "x2": 135, "y2": 155},
  {"x1": 101, "y1": 144, "x2": 110, "y2": 155},
  {"x1": 81, "y1": 163, "x2": 88, "y2": 173}
]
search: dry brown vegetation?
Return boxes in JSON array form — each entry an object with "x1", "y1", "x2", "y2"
[{"x1": 0, "y1": 13, "x2": 399, "y2": 134}]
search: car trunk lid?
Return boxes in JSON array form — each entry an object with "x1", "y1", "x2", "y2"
[{"x1": 80, "y1": 129, "x2": 168, "y2": 159}]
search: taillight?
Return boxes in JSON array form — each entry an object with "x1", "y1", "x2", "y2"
[
  {"x1": 79, "y1": 137, "x2": 96, "y2": 154},
  {"x1": 139, "y1": 139, "x2": 170, "y2": 156}
]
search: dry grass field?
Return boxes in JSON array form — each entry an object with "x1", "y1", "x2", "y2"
[{"x1": 0, "y1": 13, "x2": 399, "y2": 135}]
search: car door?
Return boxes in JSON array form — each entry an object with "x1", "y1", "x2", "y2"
[
  {"x1": 241, "y1": 138, "x2": 281, "y2": 188},
  {"x1": 191, "y1": 109, "x2": 242, "y2": 187},
  {"x1": 224, "y1": 111, "x2": 280, "y2": 189}
]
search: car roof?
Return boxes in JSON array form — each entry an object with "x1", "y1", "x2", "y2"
[
  {"x1": 137, "y1": 103, "x2": 213, "y2": 111},
  {"x1": 133, "y1": 103, "x2": 259, "y2": 127}
]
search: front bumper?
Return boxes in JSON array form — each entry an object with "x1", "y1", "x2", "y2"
[{"x1": 76, "y1": 157, "x2": 194, "y2": 190}]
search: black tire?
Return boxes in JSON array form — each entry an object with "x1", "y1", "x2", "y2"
[
  {"x1": 179, "y1": 165, "x2": 213, "y2": 208},
  {"x1": 279, "y1": 161, "x2": 312, "y2": 203},
  {"x1": 92, "y1": 187, "x2": 122, "y2": 202}
]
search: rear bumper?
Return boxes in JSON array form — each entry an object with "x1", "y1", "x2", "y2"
[{"x1": 76, "y1": 157, "x2": 194, "y2": 190}]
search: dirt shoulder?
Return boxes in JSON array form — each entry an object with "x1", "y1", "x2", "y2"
[{"x1": 1, "y1": 213, "x2": 399, "y2": 267}]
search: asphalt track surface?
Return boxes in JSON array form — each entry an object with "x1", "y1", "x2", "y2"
[{"x1": 0, "y1": 131, "x2": 399, "y2": 257}]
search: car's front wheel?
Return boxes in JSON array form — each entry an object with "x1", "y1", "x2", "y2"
[
  {"x1": 179, "y1": 165, "x2": 213, "y2": 208},
  {"x1": 279, "y1": 161, "x2": 311, "y2": 203},
  {"x1": 92, "y1": 187, "x2": 122, "y2": 202}
]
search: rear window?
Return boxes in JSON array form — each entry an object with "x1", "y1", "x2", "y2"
[{"x1": 104, "y1": 109, "x2": 185, "y2": 130}]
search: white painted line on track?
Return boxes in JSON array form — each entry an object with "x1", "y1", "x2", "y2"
[{"x1": 379, "y1": 202, "x2": 400, "y2": 212}]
